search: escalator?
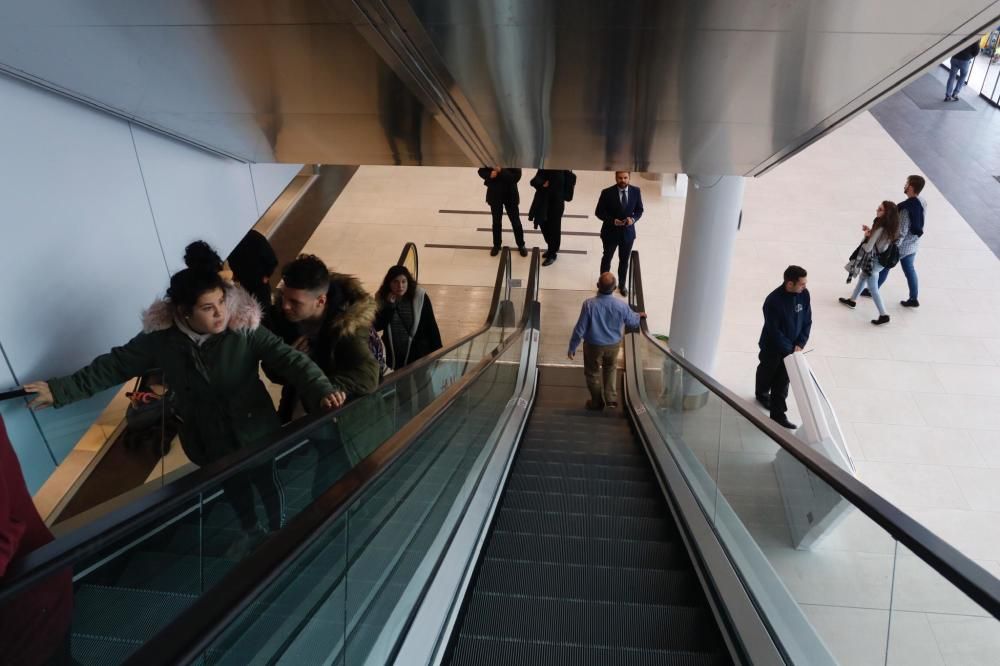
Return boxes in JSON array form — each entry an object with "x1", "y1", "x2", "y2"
[
  {"x1": 0, "y1": 243, "x2": 530, "y2": 665},
  {"x1": 445, "y1": 369, "x2": 731, "y2": 664},
  {"x1": 7, "y1": 248, "x2": 1000, "y2": 665}
]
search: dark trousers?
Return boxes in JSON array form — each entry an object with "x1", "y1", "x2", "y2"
[
  {"x1": 541, "y1": 205, "x2": 564, "y2": 257},
  {"x1": 755, "y1": 351, "x2": 789, "y2": 417},
  {"x1": 222, "y1": 461, "x2": 286, "y2": 532},
  {"x1": 491, "y1": 202, "x2": 525, "y2": 249},
  {"x1": 600, "y1": 234, "x2": 635, "y2": 286}
]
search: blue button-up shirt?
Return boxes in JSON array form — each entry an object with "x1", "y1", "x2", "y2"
[{"x1": 568, "y1": 294, "x2": 641, "y2": 354}]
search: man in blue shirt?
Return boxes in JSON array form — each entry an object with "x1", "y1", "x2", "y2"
[
  {"x1": 568, "y1": 273, "x2": 646, "y2": 409},
  {"x1": 755, "y1": 265, "x2": 812, "y2": 429}
]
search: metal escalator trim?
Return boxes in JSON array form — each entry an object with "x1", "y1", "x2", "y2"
[
  {"x1": 121, "y1": 249, "x2": 541, "y2": 666},
  {"x1": 627, "y1": 251, "x2": 1000, "y2": 621},
  {"x1": 0, "y1": 246, "x2": 514, "y2": 605}
]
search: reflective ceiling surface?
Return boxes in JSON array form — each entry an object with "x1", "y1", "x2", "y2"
[{"x1": 1, "y1": 1, "x2": 999, "y2": 174}]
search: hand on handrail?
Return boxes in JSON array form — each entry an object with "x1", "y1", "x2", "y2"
[{"x1": 23, "y1": 381, "x2": 54, "y2": 410}]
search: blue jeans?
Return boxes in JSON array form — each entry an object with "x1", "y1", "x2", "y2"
[
  {"x1": 946, "y1": 57, "x2": 973, "y2": 97},
  {"x1": 853, "y1": 262, "x2": 887, "y2": 316},
  {"x1": 877, "y1": 253, "x2": 918, "y2": 301}
]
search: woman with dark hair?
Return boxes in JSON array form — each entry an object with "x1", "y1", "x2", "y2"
[
  {"x1": 374, "y1": 265, "x2": 442, "y2": 371},
  {"x1": 24, "y1": 241, "x2": 344, "y2": 553},
  {"x1": 227, "y1": 230, "x2": 278, "y2": 317},
  {"x1": 840, "y1": 201, "x2": 901, "y2": 325}
]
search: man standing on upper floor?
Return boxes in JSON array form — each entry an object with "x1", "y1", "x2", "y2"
[
  {"x1": 595, "y1": 171, "x2": 644, "y2": 295},
  {"x1": 870, "y1": 174, "x2": 926, "y2": 308},
  {"x1": 755, "y1": 265, "x2": 812, "y2": 430},
  {"x1": 477, "y1": 166, "x2": 528, "y2": 257},
  {"x1": 528, "y1": 169, "x2": 575, "y2": 266}
]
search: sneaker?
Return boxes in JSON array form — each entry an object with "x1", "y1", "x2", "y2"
[
  {"x1": 860, "y1": 289, "x2": 872, "y2": 297},
  {"x1": 585, "y1": 400, "x2": 604, "y2": 411},
  {"x1": 944, "y1": 96, "x2": 953, "y2": 102},
  {"x1": 489, "y1": 247, "x2": 500, "y2": 257},
  {"x1": 946, "y1": 95, "x2": 959, "y2": 102},
  {"x1": 771, "y1": 414, "x2": 798, "y2": 430},
  {"x1": 872, "y1": 314, "x2": 890, "y2": 326},
  {"x1": 619, "y1": 287, "x2": 629, "y2": 297},
  {"x1": 755, "y1": 394, "x2": 772, "y2": 410},
  {"x1": 518, "y1": 246, "x2": 528, "y2": 257},
  {"x1": 606, "y1": 401, "x2": 619, "y2": 409},
  {"x1": 542, "y1": 256, "x2": 556, "y2": 266},
  {"x1": 900, "y1": 299, "x2": 920, "y2": 307},
  {"x1": 838, "y1": 297, "x2": 857, "y2": 309}
]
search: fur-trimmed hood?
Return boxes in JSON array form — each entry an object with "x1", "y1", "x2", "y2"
[
  {"x1": 142, "y1": 282, "x2": 262, "y2": 334},
  {"x1": 273, "y1": 272, "x2": 375, "y2": 337}
]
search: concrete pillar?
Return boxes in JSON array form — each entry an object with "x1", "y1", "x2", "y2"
[{"x1": 668, "y1": 175, "x2": 744, "y2": 405}]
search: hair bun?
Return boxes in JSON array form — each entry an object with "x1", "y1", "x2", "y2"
[{"x1": 184, "y1": 241, "x2": 223, "y2": 273}]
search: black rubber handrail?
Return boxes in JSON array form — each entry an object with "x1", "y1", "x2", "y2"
[
  {"x1": 627, "y1": 250, "x2": 1000, "y2": 619},
  {"x1": 396, "y1": 241, "x2": 419, "y2": 282},
  {"x1": 124, "y1": 247, "x2": 541, "y2": 666},
  {"x1": 0, "y1": 245, "x2": 515, "y2": 604},
  {"x1": 0, "y1": 388, "x2": 27, "y2": 402}
]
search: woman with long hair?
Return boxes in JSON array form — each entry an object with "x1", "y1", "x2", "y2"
[
  {"x1": 25, "y1": 241, "x2": 343, "y2": 553},
  {"x1": 374, "y1": 265, "x2": 442, "y2": 371},
  {"x1": 840, "y1": 201, "x2": 901, "y2": 325}
]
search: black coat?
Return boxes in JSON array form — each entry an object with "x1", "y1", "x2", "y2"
[
  {"x1": 528, "y1": 169, "x2": 567, "y2": 223},
  {"x1": 374, "y1": 287, "x2": 443, "y2": 370},
  {"x1": 478, "y1": 167, "x2": 521, "y2": 206}
]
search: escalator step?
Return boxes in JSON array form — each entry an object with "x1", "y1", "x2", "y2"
[
  {"x1": 514, "y1": 457, "x2": 653, "y2": 482},
  {"x1": 72, "y1": 584, "x2": 198, "y2": 643},
  {"x1": 506, "y1": 473, "x2": 660, "y2": 499},
  {"x1": 458, "y1": 593, "x2": 725, "y2": 654},
  {"x1": 494, "y1": 507, "x2": 675, "y2": 541},
  {"x1": 474, "y1": 558, "x2": 707, "y2": 607},
  {"x1": 449, "y1": 636, "x2": 732, "y2": 666},
  {"x1": 502, "y1": 489, "x2": 665, "y2": 518},
  {"x1": 484, "y1": 532, "x2": 690, "y2": 570}
]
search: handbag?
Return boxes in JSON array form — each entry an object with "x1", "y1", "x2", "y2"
[{"x1": 878, "y1": 242, "x2": 900, "y2": 269}]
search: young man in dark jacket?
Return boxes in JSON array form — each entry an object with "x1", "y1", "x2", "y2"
[
  {"x1": 268, "y1": 254, "x2": 381, "y2": 422},
  {"x1": 477, "y1": 166, "x2": 527, "y2": 257},
  {"x1": 755, "y1": 265, "x2": 812, "y2": 429}
]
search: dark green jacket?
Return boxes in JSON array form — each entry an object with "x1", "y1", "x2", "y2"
[
  {"x1": 268, "y1": 272, "x2": 380, "y2": 421},
  {"x1": 48, "y1": 285, "x2": 334, "y2": 466}
]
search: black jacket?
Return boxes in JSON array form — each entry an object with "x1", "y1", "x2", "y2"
[
  {"x1": 758, "y1": 286, "x2": 812, "y2": 356},
  {"x1": 954, "y1": 41, "x2": 980, "y2": 61},
  {"x1": 374, "y1": 287, "x2": 443, "y2": 370},
  {"x1": 528, "y1": 170, "x2": 567, "y2": 223},
  {"x1": 477, "y1": 167, "x2": 521, "y2": 206}
]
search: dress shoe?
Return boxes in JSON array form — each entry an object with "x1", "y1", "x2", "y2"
[
  {"x1": 838, "y1": 298, "x2": 856, "y2": 309},
  {"x1": 542, "y1": 256, "x2": 556, "y2": 266},
  {"x1": 619, "y1": 287, "x2": 629, "y2": 297},
  {"x1": 900, "y1": 299, "x2": 920, "y2": 307},
  {"x1": 489, "y1": 247, "x2": 500, "y2": 257},
  {"x1": 872, "y1": 314, "x2": 890, "y2": 326},
  {"x1": 518, "y1": 246, "x2": 528, "y2": 257},
  {"x1": 771, "y1": 414, "x2": 798, "y2": 430}
]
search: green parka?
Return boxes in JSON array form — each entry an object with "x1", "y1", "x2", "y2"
[{"x1": 47, "y1": 284, "x2": 334, "y2": 466}]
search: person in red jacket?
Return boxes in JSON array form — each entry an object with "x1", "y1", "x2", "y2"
[{"x1": 0, "y1": 414, "x2": 74, "y2": 665}]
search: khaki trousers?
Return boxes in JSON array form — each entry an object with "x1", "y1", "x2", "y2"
[{"x1": 583, "y1": 341, "x2": 620, "y2": 406}]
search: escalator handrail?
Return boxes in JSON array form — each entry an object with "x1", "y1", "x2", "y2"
[
  {"x1": 123, "y1": 248, "x2": 542, "y2": 666},
  {"x1": 0, "y1": 246, "x2": 516, "y2": 603},
  {"x1": 627, "y1": 250, "x2": 1000, "y2": 619},
  {"x1": 396, "y1": 241, "x2": 419, "y2": 282}
]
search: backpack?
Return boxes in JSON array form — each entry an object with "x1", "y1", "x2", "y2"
[
  {"x1": 878, "y1": 242, "x2": 900, "y2": 269},
  {"x1": 124, "y1": 369, "x2": 175, "y2": 455},
  {"x1": 563, "y1": 171, "x2": 577, "y2": 202}
]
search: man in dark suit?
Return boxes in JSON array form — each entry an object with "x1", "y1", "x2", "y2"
[
  {"x1": 595, "y1": 171, "x2": 644, "y2": 296},
  {"x1": 477, "y1": 166, "x2": 527, "y2": 257}
]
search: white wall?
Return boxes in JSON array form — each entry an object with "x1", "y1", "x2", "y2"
[{"x1": 0, "y1": 73, "x2": 301, "y2": 491}]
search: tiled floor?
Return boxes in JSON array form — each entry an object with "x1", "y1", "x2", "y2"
[{"x1": 300, "y1": 104, "x2": 1000, "y2": 662}]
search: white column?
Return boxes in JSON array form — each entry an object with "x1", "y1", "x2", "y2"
[{"x1": 668, "y1": 175, "x2": 744, "y2": 402}]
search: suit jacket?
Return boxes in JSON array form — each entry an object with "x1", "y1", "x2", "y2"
[
  {"x1": 527, "y1": 169, "x2": 567, "y2": 222},
  {"x1": 478, "y1": 167, "x2": 521, "y2": 206},
  {"x1": 595, "y1": 184, "x2": 644, "y2": 240}
]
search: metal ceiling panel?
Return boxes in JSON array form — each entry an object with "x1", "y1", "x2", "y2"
[{"x1": 1, "y1": 1, "x2": 998, "y2": 173}]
